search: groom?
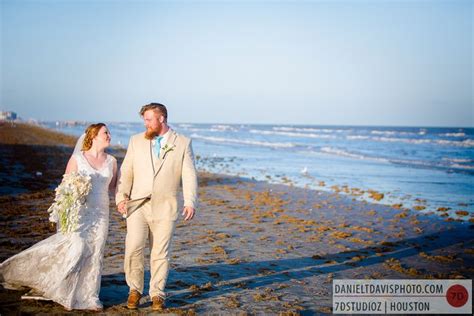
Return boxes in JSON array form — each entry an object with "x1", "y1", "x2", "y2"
[{"x1": 116, "y1": 102, "x2": 198, "y2": 311}]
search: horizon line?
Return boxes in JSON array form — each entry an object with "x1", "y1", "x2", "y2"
[{"x1": 28, "y1": 119, "x2": 474, "y2": 129}]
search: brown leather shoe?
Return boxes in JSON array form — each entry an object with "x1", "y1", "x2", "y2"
[
  {"x1": 127, "y1": 289, "x2": 141, "y2": 309},
  {"x1": 151, "y1": 296, "x2": 165, "y2": 311}
]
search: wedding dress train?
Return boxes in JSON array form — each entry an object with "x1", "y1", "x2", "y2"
[{"x1": 0, "y1": 152, "x2": 114, "y2": 310}]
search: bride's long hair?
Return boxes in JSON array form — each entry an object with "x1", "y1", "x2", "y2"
[{"x1": 82, "y1": 123, "x2": 106, "y2": 151}]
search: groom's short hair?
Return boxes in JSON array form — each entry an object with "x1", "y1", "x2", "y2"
[{"x1": 140, "y1": 103, "x2": 168, "y2": 122}]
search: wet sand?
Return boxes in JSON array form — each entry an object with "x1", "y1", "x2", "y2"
[{"x1": 1, "y1": 122, "x2": 473, "y2": 315}]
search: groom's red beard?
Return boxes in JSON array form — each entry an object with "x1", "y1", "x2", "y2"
[{"x1": 144, "y1": 126, "x2": 162, "y2": 140}]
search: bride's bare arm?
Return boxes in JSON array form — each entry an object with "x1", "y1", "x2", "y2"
[
  {"x1": 65, "y1": 156, "x2": 78, "y2": 174},
  {"x1": 109, "y1": 158, "x2": 118, "y2": 193}
]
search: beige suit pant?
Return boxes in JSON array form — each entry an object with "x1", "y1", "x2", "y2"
[{"x1": 124, "y1": 202, "x2": 176, "y2": 298}]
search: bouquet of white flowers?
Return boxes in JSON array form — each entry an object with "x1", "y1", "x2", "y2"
[{"x1": 47, "y1": 171, "x2": 92, "y2": 234}]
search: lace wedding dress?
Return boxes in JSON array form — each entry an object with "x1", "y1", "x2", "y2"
[{"x1": 0, "y1": 152, "x2": 115, "y2": 310}]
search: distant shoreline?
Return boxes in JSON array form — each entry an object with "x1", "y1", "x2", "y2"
[
  {"x1": 33, "y1": 119, "x2": 474, "y2": 130},
  {"x1": 7, "y1": 121, "x2": 473, "y2": 223}
]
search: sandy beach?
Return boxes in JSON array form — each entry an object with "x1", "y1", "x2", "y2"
[{"x1": 0, "y1": 122, "x2": 473, "y2": 315}]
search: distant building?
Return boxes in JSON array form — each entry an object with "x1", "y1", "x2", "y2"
[{"x1": 0, "y1": 111, "x2": 18, "y2": 121}]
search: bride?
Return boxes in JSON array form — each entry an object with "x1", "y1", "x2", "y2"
[{"x1": 0, "y1": 123, "x2": 117, "y2": 311}]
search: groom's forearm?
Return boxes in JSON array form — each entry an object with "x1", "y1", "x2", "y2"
[
  {"x1": 116, "y1": 177, "x2": 133, "y2": 205},
  {"x1": 116, "y1": 168, "x2": 133, "y2": 204},
  {"x1": 115, "y1": 138, "x2": 134, "y2": 205}
]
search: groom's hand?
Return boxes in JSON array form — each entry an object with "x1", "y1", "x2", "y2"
[
  {"x1": 182, "y1": 206, "x2": 195, "y2": 221},
  {"x1": 117, "y1": 199, "x2": 128, "y2": 214}
]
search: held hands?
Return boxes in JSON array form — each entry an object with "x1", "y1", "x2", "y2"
[
  {"x1": 182, "y1": 206, "x2": 195, "y2": 221},
  {"x1": 117, "y1": 199, "x2": 128, "y2": 215}
]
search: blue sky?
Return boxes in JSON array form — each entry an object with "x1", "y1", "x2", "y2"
[{"x1": 1, "y1": 0, "x2": 472, "y2": 127}]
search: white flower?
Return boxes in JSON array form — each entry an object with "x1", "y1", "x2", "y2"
[{"x1": 47, "y1": 171, "x2": 92, "y2": 234}]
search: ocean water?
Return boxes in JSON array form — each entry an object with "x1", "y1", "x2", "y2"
[{"x1": 42, "y1": 122, "x2": 474, "y2": 220}]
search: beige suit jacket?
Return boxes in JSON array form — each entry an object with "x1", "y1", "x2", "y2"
[{"x1": 115, "y1": 130, "x2": 198, "y2": 221}]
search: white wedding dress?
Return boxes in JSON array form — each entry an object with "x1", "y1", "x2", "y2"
[{"x1": 0, "y1": 152, "x2": 114, "y2": 310}]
